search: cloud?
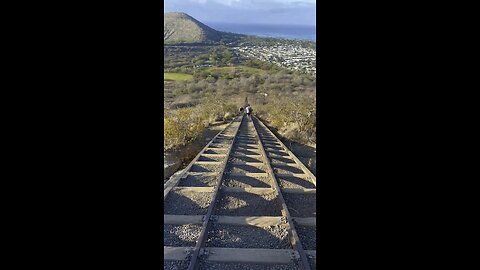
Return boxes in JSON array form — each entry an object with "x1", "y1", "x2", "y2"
[
  {"x1": 214, "y1": 0, "x2": 241, "y2": 6},
  {"x1": 188, "y1": 0, "x2": 207, "y2": 3},
  {"x1": 212, "y1": 0, "x2": 315, "y2": 9},
  {"x1": 168, "y1": 0, "x2": 314, "y2": 8},
  {"x1": 164, "y1": 0, "x2": 316, "y2": 25}
]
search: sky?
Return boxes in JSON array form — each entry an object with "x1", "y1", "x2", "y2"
[{"x1": 164, "y1": 0, "x2": 316, "y2": 26}]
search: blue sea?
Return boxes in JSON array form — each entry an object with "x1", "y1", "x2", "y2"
[{"x1": 205, "y1": 22, "x2": 316, "y2": 42}]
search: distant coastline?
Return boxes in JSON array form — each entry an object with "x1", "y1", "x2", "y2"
[{"x1": 204, "y1": 22, "x2": 316, "y2": 42}]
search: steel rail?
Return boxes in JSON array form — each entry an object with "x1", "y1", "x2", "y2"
[
  {"x1": 250, "y1": 116, "x2": 312, "y2": 270},
  {"x1": 255, "y1": 117, "x2": 317, "y2": 185},
  {"x1": 187, "y1": 114, "x2": 245, "y2": 270}
]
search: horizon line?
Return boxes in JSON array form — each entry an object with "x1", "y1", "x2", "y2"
[{"x1": 203, "y1": 20, "x2": 316, "y2": 28}]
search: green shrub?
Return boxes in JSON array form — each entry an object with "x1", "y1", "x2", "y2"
[
  {"x1": 164, "y1": 107, "x2": 205, "y2": 150},
  {"x1": 164, "y1": 99, "x2": 239, "y2": 150},
  {"x1": 256, "y1": 95, "x2": 316, "y2": 144}
]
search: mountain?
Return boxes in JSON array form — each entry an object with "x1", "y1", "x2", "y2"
[{"x1": 164, "y1": 12, "x2": 222, "y2": 43}]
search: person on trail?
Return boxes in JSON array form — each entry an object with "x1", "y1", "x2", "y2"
[
  {"x1": 239, "y1": 107, "x2": 244, "y2": 114},
  {"x1": 245, "y1": 104, "x2": 252, "y2": 119}
]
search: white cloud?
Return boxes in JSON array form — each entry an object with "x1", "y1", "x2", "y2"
[
  {"x1": 186, "y1": 0, "x2": 315, "y2": 8},
  {"x1": 215, "y1": 0, "x2": 241, "y2": 5},
  {"x1": 188, "y1": 0, "x2": 207, "y2": 4},
  {"x1": 165, "y1": 0, "x2": 316, "y2": 25}
]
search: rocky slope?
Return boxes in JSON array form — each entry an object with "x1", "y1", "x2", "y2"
[{"x1": 164, "y1": 12, "x2": 222, "y2": 43}]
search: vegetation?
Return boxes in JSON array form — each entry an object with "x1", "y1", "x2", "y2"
[
  {"x1": 163, "y1": 14, "x2": 316, "y2": 150},
  {"x1": 164, "y1": 98, "x2": 238, "y2": 151},
  {"x1": 164, "y1": 73, "x2": 193, "y2": 81},
  {"x1": 256, "y1": 95, "x2": 316, "y2": 145},
  {"x1": 164, "y1": 64, "x2": 316, "y2": 149}
]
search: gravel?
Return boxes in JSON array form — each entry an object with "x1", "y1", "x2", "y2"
[
  {"x1": 237, "y1": 135, "x2": 256, "y2": 139},
  {"x1": 283, "y1": 194, "x2": 316, "y2": 218},
  {"x1": 235, "y1": 149, "x2": 261, "y2": 156},
  {"x1": 235, "y1": 145, "x2": 259, "y2": 151},
  {"x1": 264, "y1": 145, "x2": 283, "y2": 150},
  {"x1": 223, "y1": 175, "x2": 271, "y2": 188},
  {"x1": 190, "y1": 163, "x2": 221, "y2": 173},
  {"x1": 272, "y1": 166, "x2": 304, "y2": 175},
  {"x1": 236, "y1": 138, "x2": 258, "y2": 143},
  {"x1": 236, "y1": 139, "x2": 257, "y2": 144},
  {"x1": 278, "y1": 176, "x2": 316, "y2": 189},
  {"x1": 164, "y1": 190, "x2": 213, "y2": 215},
  {"x1": 259, "y1": 135, "x2": 277, "y2": 140},
  {"x1": 164, "y1": 224, "x2": 203, "y2": 246},
  {"x1": 295, "y1": 225, "x2": 316, "y2": 250},
  {"x1": 307, "y1": 256, "x2": 316, "y2": 269},
  {"x1": 209, "y1": 143, "x2": 229, "y2": 149},
  {"x1": 179, "y1": 175, "x2": 218, "y2": 187},
  {"x1": 263, "y1": 141, "x2": 281, "y2": 146},
  {"x1": 198, "y1": 155, "x2": 224, "y2": 162},
  {"x1": 204, "y1": 149, "x2": 227, "y2": 155},
  {"x1": 226, "y1": 164, "x2": 267, "y2": 174},
  {"x1": 229, "y1": 156, "x2": 262, "y2": 163},
  {"x1": 266, "y1": 150, "x2": 289, "y2": 157},
  {"x1": 205, "y1": 224, "x2": 291, "y2": 249},
  {"x1": 164, "y1": 260, "x2": 189, "y2": 270},
  {"x1": 237, "y1": 138, "x2": 257, "y2": 142},
  {"x1": 264, "y1": 145, "x2": 284, "y2": 151},
  {"x1": 269, "y1": 156, "x2": 296, "y2": 164},
  {"x1": 210, "y1": 144, "x2": 231, "y2": 149},
  {"x1": 198, "y1": 261, "x2": 299, "y2": 270},
  {"x1": 213, "y1": 138, "x2": 232, "y2": 143},
  {"x1": 215, "y1": 192, "x2": 281, "y2": 216}
]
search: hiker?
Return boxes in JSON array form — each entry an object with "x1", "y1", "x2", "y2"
[
  {"x1": 245, "y1": 104, "x2": 252, "y2": 119},
  {"x1": 239, "y1": 107, "x2": 244, "y2": 114}
]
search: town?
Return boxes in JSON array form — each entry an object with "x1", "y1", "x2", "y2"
[{"x1": 232, "y1": 42, "x2": 316, "y2": 74}]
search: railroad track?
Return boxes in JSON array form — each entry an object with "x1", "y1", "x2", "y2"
[{"x1": 164, "y1": 114, "x2": 316, "y2": 270}]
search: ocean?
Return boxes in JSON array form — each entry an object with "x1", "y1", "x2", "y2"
[{"x1": 205, "y1": 22, "x2": 316, "y2": 42}]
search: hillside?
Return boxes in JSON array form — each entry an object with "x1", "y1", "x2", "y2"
[{"x1": 164, "y1": 12, "x2": 222, "y2": 43}]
